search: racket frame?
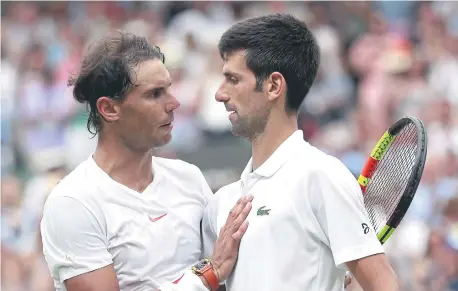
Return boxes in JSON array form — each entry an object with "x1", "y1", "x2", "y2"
[{"x1": 357, "y1": 116, "x2": 427, "y2": 244}]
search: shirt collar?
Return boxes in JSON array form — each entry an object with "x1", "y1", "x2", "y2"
[{"x1": 241, "y1": 130, "x2": 305, "y2": 182}]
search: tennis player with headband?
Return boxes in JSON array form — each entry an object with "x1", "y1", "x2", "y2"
[
  {"x1": 40, "y1": 32, "x2": 252, "y2": 291},
  {"x1": 198, "y1": 14, "x2": 400, "y2": 291}
]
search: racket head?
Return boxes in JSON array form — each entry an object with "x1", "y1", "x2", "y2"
[{"x1": 358, "y1": 116, "x2": 428, "y2": 244}]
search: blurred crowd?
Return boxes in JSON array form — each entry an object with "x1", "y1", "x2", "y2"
[{"x1": 1, "y1": 2, "x2": 457, "y2": 291}]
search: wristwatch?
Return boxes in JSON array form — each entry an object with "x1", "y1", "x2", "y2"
[{"x1": 191, "y1": 258, "x2": 219, "y2": 291}]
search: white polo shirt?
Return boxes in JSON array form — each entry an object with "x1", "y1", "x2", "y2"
[
  {"x1": 202, "y1": 130, "x2": 384, "y2": 291},
  {"x1": 41, "y1": 156, "x2": 212, "y2": 291}
]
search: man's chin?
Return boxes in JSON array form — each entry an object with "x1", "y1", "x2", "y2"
[
  {"x1": 153, "y1": 133, "x2": 173, "y2": 148},
  {"x1": 231, "y1": 128, "x2": 241, "y2": 137},
  {"x1": 231, "y1": 125, "x2": 249, "y2": 138}
]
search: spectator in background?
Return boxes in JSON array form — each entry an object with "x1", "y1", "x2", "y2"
[
  {"x1": 159, "y1": 37, "x2": 204, "y2": 154},
  {"x1": 1, "y1": 2, "x2": 457, "y2": 290},
  {"x1": 417, "y1": 198, "x2": 458, "y2": 291},
  {"x1": 196, "y1": 47, "x2": 233, "y2": 140},
  {"x1": 1, "y1": 173, "x2": 55, "y2": 291},
  {"x1": 18, "y1": 63, "x2": 73, "y2": 173},
  {"x1": 349, "y1": 12, "x2": 397, "y2": 143},
  {"x1": 1, "y1": 175, "x2": 24, "y2": 291},
  {"x1": 1, "y1": 45, "x2": 18, "y2": 175}
]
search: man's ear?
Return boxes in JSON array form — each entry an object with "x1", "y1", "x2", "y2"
[
  {"x1": 96, "y1": 97, "x2": 121, "y2": 123},
  {"x1": 266, "y1": 72, "x2": 286, "y2": 101}
]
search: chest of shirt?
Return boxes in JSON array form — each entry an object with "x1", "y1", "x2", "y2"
[
  {"x1": 215, "y1": 177, "x2": 334, "y2": 290},
  {"x1": 216, "y1": 175, "x2": 317, "y2": 247},
  {"x1": 215, "y1": 177, "x2": 346, "y2": 291},
  {"x1": 96, "y1": 186, "x2": 205, "y2": 281}
]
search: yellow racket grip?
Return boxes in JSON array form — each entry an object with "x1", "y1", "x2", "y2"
[{"x1": 370, "y1": 131, "x2": 395, "y2": 160}]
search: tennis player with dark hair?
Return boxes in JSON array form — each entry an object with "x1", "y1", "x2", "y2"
[
  {"x1": 200, "y1": 14, "x2": 400, "y2": 291},
  {"x1": 40, "y1": 32, "x2": 251, "y2": 291}
]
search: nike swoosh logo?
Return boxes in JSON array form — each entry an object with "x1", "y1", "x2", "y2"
[
  {"x1": 149, "y1": 213, "x2": 167, "y2": 222},
  {"x1": 173, "y1": 274, "x2": 184, "y2": 284}
]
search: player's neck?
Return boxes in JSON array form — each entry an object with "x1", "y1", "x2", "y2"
[
  {"x1": 251, "y1": 114, "x2": 298, "y2": 171},
  {"x1": 93, "y1": 134, "x2": 153, "y2": 193}
]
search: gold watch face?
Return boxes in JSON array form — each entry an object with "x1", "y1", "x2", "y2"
[{"x1": 192, "y1": 259, "x2": 211, "y2": 274}]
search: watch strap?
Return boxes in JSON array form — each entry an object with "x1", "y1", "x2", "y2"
[
  {"x1": 192, "y1": 259, "x2": 219, "y2": 291},
  {"x1": 201, "y1": 264, "x2": 219, "y2": 291}
]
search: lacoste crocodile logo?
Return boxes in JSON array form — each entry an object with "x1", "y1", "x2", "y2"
[{"x1": 257, "y1": 206, "x2": 271, "y2": 216}]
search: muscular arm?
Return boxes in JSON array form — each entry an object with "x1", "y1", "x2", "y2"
[
  {"x1": 64, "y1": 265, "x2": 120, "y2": 291},
  {"x1": 346, "y1": 253, "x2": 400, "y2": 291},
  {"x1": 63, "y1": 267, "x2": 211, "y2": 291}
]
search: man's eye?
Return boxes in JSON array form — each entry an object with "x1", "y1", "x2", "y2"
[
  {"x1": 228, "y1": 77, "x2": 238, "y2": 84},
  {"x1": 152, "y1": 89, "x2": 164, "y2": 98}
]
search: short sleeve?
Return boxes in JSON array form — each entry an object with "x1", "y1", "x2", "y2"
[
  {"x1": 41, "y1": 195, "x2": 113, "y2": 282},
  {"x1": 311, "y1": 162, "x2": 384, "y2": 269}
]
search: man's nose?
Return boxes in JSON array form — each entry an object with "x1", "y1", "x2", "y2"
[{"x1": 215, "y1": 84, "x2": 229, "y2": 103}]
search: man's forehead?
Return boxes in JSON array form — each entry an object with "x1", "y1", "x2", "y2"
[
  {"x1": 222, "y1": 50, "x2": 248, "y2": 73},
  {"x1": 135, "y1": 75, "x2": 171, "y2": 87},
  {"x1": 133, "y1": 59, "x2": 171, "y2": 86},
  {"x1": 223, "y1": 50, "x2": 246, "y2": 62}
]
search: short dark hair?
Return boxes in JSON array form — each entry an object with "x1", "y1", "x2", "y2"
[
  {"x1": 69, "y1": 31, "x2": 165, "y2": 135},
  {"x1": 218, "y1": 14, "x2": 320, "y2": 112}
]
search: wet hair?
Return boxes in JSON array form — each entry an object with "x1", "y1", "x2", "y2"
[
  {"x1": 219, "y1": 14, "x2": 320, "y2": 113},
  {"x1": 68, "y1": 31, "x2": 165, "y2": 135}
]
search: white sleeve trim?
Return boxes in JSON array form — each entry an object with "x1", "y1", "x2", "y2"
[
  {"x1": 333, "y1": 243, "x2": 385, "y2": 269},
  {"x1": 59, "y1": 261, "x2": 114, "y2": 282}
]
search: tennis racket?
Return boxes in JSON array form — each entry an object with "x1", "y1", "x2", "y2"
[
  {"x1": 357, "y1": 116, "x2": 428, "y2": 245},
  {"x1": 344, "y1": 116, "x2": 427, "y2": 289}
]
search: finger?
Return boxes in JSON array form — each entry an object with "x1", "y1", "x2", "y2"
[
  {"x1": 232, "y1": 220, "x2": 249, "y2": 240},
  {"x1": 232, "y1": 201, "x2": 252, "y2": 227},
  {"x1": 236, "y1": 200, "x2": 252, "y2": 222},
  {"x1": 219, "y1": 197, "x2": 246, "y2": 236},
  {"x1": 226, "y1": 195, "x2": 253, "y2": 222},
  {"x1": 227, "y1": 197, "x2": 246, "y2": 220},
  {"x1": 220, "y1": 196, "x2": 253, "y2": 237},
  {"x1": 229, "y1": 202, "x2": 252, "y2": 233}
]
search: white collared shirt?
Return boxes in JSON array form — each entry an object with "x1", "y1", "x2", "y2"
[
  {"x1": 202, "y1": 130, "x2": 384, "y2": 291},
  {"x1": 41, "y1": 156, "x2": 212, "y2": 291}
]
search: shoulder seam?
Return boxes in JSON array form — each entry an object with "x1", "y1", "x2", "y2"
[{"x1": 51, "y1": 196, "x2": 108, "y2": 242}]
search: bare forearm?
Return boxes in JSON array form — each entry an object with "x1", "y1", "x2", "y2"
[
  {"x1": 347, "y1": 254, "x2": 400, "y2": 291},
  {"x1": 361, "y1": 276, "x2": 400, "y2": 291}
]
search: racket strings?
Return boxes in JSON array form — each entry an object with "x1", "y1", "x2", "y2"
[
  {"x1": 366, "y1": 130, "x2": 417, "y2": 231},
  {"x1": 366, "y1": 126, "x2": 417, "y2": 231},
  {"x1": 364, "y1": 123, "x2": 418, "y2": 233}
]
